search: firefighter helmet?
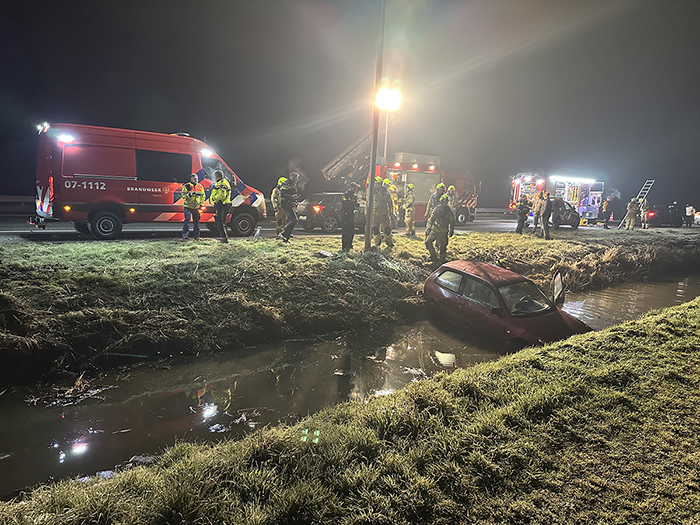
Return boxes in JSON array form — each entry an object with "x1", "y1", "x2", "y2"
[
  {"x1": 407, "y1": 183, "x2": 414, "y2": 190},
  {"x1": 436, "y1": 182, "x2": 445, "y2": 190},
  {"x1": 277, "y1": 176, "x2": 287, "y2": 186},
  {"x1": 448, "y1": 185, "x2": 456, "y2": 193}
]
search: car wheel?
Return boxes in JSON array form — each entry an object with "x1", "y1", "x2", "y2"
[
  {"x1": 553, "y1": 217, "x2": 561, "y2": 229},
  {"x1": 302, "y1": 223, "x2": 316, "y2": 232},
  {"x1": 455, "y1": 207, "x2": 469, "y2": 226},
  {"x1": 90, "y1": 212, "x2": 122, "y2": 240},
  {"x1": 73, "y1": 222, "x2": 90, "y2": 235},
  {"x1": 571, "y1": 219, "x2": 579, "y2": 229},
  {"x1": 230, "y1": 211, "x2": 256, "y2": 236},
  {"x1": 322, "y1": 215, "x2": 339, "y2": 233}
]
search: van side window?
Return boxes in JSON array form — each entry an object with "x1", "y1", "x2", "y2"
[
  {"x1": 435, "y1": 270, "x2": 463, "y2": 293},
  {"x1": 201, "y1": 157, "x2": 236, "y2": 186},
  {"x1": 136, "y1": 150, "x2": 192, "y2": 183}
]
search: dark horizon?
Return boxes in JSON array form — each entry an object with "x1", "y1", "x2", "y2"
[{"x1": 1, "y1": 0, "x2": 699, "y2": 208}]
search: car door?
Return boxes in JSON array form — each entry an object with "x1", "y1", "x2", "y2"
[
  {"x1": 431, "y1": 269, "x2": 465, "y2": 324},
  {"x1": 458, "y1": 276, "x2": 506, "y2": 338}
]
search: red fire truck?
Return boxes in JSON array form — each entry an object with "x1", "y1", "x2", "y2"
[{"x1": 32, "y1": 123, "x2": 266, "y2": 239}]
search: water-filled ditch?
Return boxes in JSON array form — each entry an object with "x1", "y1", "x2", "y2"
[{"x1": 1, "y1": 274, "x2": 699, "y2": 498}]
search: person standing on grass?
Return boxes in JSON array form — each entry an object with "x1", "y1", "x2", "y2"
[
  {"x1": 601, "y1": 196, "x2": 613, "y2": 229},
  {"x1": 515, "y1": 195, "x2": 530, "y2": 234},
  {"x1": 209, "y1": 170, "x2": 231, "y2": 243},
  {"x1": 641, "y1": 198, "x2": 652, "y2": 229},
  {"x1": 625, "y1": 198, "x2": 640, "y2": 230},
  {"x1": 340, "y1": 182, "x2": 358, "y2": 252},
  {"x1": 181, "y1": 173, "x2": 205, "y2": 240},
  {"x1": 541, "y1": 192, "x2": 553, "y2": 240},
  {"x1": 532, "y1": 190, "x2": 547, "y2": 230},
  {"x1": 685, "y1": 204, "x2": 696, "y2": 227},
  {"x1": 404, "y1": 183, "x2": 416, "y2": 236},
  {"x1": 425, "y1": 194, "x2": 455, "y2": 263},
  {"x1": 271, "y1": 176, "x2": 287, "y2": 236},
  {"x1": 278, "y1": 172, "x2": 300, "y2": 243}
]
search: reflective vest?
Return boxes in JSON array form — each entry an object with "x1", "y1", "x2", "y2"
[
  {"x1": 210, "y1": 178, "x2": 231, "y2": 205},
  {"x1": 404, "y1": 190, "x2": 415, "y2": 209},
  {"x1": 271, "y1": 186, "x2": 282, "y2": 209},
  {"x1": 181, "y1": 182, "x2": 205, "y2": 209}
]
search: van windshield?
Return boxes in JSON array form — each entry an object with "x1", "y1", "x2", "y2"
[
  {"x1": 201, "y1": 156, "x2": 236, "y2": 185},
  {"x1": 498, "y1": 281, "x2": 554, "y2": 317}
]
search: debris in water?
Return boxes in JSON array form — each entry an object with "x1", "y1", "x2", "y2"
[
  {"x1": 0, "y1": 453, "x2": 12, "y2": 461},
  {"x1": 208, "y1": 423, "x2": 231, "y2": 433},
  {"x1": 112, "y1": 428, "x2": 132, "y2": 434}
]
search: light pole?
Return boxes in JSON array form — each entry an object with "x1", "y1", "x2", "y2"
[{"x1": 376, "y1": 87, "x2": 401, "y2": 164}]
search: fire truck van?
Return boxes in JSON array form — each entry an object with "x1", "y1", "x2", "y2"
[
  {"x1": 32, "y1": 123, "x2": 266, "y2": 239},
  {"x1": 382, "y1": 152, "x2": 479, "y2": 224}
]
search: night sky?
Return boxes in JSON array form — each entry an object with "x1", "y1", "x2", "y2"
[{"x1": 1, "y1": 0, "x2": 699, "y2": 207}]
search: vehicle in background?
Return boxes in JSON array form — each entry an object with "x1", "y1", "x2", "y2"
[
  {"x1": 644, "y1": 204, "x2": 684, "y2": 227},
  {"x1": 297, "y1": 192, "x2": 366, "y2": 233},
  {"x1": 320, "y1": 135, "x2": 480, "y2": 225},
  {"x1": 510, "y1": 172, "x2": 604, "y2": 223},
  {"x1": 423, "y1": 260, "x2": 591, "y2": 350},
  {"x1": 31, "y1": 123, "x2": 265, "y2": 239},
  {"x1": 526, "y1": 197, "x2": 581, "y2": 229}
]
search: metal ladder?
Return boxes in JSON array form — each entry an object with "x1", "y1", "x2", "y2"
[{"x1": 617, "y1": 179, "x2": 655, "y2": 229}]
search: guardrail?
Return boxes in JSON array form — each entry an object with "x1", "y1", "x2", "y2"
[{"x1": 0, "y1": 196, "x2": 35, "y2": 217}]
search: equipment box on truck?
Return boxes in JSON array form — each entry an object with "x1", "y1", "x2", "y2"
[{"x1": 33, "y1": 123, "x2": 266, "y2": 239}]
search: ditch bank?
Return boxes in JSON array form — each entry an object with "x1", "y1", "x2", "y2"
[
  {"x1": 1, "y1": 229, "x2": 700, "y2": 387},
  {"x1": 1, "y1": 294, "x2": 699, "y2": 523}
]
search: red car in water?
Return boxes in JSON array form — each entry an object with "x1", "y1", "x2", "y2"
[{"x1": 423, "y1": 261, "x2": 591, "y2": 350}]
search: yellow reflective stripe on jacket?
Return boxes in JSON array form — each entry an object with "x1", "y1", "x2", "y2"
[
  {"x1": 182, "y1": 183, "x2": 206, "y2": 208},
  {"x1": 210, "y1": 178, "x2": 231, "y2": 205}
]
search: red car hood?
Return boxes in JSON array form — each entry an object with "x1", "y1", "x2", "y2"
[{"x1": 511, "y1": 308, "x2": 591, "y2": 344}]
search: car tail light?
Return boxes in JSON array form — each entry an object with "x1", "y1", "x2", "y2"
[
  {"x1": 648, "y1": 212, "x2": 655, "y2": 217},
  {"x1": 312, "y1": 205, "x2": 324, "y2": 213}
]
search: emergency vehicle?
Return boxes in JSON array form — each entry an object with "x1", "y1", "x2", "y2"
[
  {"x1": 509, "y1": 172, "x2": 604, "y2": 222},
  {"x1": 321, "y1": 133, "x2": 479, "y2": 225},
  {"x1": 32, "y1": 123, "x2": 266, "y2": 239}
]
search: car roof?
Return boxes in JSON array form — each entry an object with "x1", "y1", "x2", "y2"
[{"x1": 439, "y1": 260, "x2": 528, "y2": 287}]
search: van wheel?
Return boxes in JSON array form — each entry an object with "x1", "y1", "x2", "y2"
[
  {"x1": 73, "y1": 222, "x2": 90, "y2": 235},
  {"x1": 90, "y1": 212, "x2": 122, "y2": 240},
  {"x1": 455, "y1": 208, "x2": 469, "y2": 226},
  {"x1": 553, "y1": 217, "x2": 561, "y2": 230},
  {"x1": 230, "y1": 211, "x2": 256, "y2": 236},
  {"x1": 571, "y1": 221, "x2": 579, "y2": 229}
]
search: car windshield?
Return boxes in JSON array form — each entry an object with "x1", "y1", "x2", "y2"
[{"x1": 498, "y1": 280, "x2": 555, "y2": 317}]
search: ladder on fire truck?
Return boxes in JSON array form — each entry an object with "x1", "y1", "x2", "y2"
[
  {"x1": 617, "y1": 179, "x2": 655, "y2": 229},
  {"x1": 321, "y1": 132, "x2": 371, "y2": 182}
]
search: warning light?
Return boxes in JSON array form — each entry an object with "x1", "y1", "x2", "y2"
[
  {"x1": 312, "y1": 205, "x2": 324, "y2": 213},
  {"x1": 64, "y1": 205, "x2": 71, "y2": 211},
  {"x1": 428, "y1": 165, "x2": 435, "y2": 171},
  {"x1": 394, "y1": 162, "x2": 401, "y2": 168},
  {"x1": 412, "y1": 163, "x2": 418, "y2": 169},
  {"x1": 200, "y1": 206, "x2": 207, "y2": 212},
  {"x1": 129, "y1": 208, "x2": 136, "y2": 213}
]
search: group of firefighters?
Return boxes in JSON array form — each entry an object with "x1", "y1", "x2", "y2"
[{"x1": 268, "y1": 174, "x2": 460, "y2": 263}]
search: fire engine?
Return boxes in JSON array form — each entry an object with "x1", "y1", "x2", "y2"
[
  {"x1": 321, "y1": 133, "x2": 479, "y2": 224},
  {"x1": 510, "y1": 172, "x2": 604, "y2": 222},
  {"x1": 32, "y1": 123, "x2": 266, "y2": 239}
]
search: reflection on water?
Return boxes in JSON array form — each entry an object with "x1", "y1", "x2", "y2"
[
  {"x1": 562, "y1": 275, "x2": 700, "y2": 331},
  {"x1": 1, "y1": 275, "x2": 699, "y2": 497}
]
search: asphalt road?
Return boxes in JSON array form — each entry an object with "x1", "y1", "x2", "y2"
[{"x1": 0, "y1": 216, "x2": 519, "y2": 243}]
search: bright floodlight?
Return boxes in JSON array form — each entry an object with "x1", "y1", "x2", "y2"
[
  {"x1": 375, "y1": 87, "x2": 401, "y2": 111},
  {"x1": 57, "y1": 134, "x2": 74, "y2": 144},
  {"x1": 200, "y1": 148, "x2": 213, "y2": 157}
]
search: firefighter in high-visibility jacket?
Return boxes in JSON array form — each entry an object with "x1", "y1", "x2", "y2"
[
  {"x1": 181, "y1": 173, "x2": 205, "y2": 240},
  {"x1": 446, "y1": 185, "x2": 458, "y2": 217},
  {"x1": 425, "y1": 194, "x2": 455, "y2": 263},
  {"x1": 372, "y1": 178, "x2": 394, "y2": 248},
  {"x1": 271, "y1": 176, "x2": 287, "y2": 235},
  {"x1": 209, "y1": 170, "x2": 231, "y2": 243},
  {"x1": 404, "y1": 183, "x2": 416, "y2": 236},
  {"x1": 425, "y1": 182, "x2": 446, "y2": 235}
]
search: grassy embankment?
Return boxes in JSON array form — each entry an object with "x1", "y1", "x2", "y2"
[
  {"x1": 1, "y1": 228, "x2": 699, "y2": 387},
  {"x1": 1, "y1": 296, "x2": 699, "y2": 523}
]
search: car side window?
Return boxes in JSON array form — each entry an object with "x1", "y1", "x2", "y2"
[
  {"x1": 435, "y1": 270, "x2": 463, "y2": 293},
  {"x1": 461, "y1": 276, "x2": 499, "y2": 310}
]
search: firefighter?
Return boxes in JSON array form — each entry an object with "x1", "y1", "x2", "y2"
[
  {"x1": 404, "y1": 183, "x2": 416, "y2": 236},
  {"x1": 541, "y1": 192, "x2": 553, "y2": 240},
  {"x1": 625, "y1": 198, "x2": 640, "y2": 230},
  {"x1": 601, "y1": 196, "x2": 613, "y2": 229},
  {"x1": 515, "y1": 195, "x2": 530, "y2": 234},
  {"x1": 641, "y1": 198, "x2": 652, "y2": 229},
  {"x1": 181, "y1": 173, "x2": 205, "y2": 240},
  {"x1": 209, "y1": 170, "x2": 231, "y2": 243},
  {"x1": 532, "y1": 190, "x2": 547, "y2": 230},
  {"x1": 389, "y1": 184, "x2": 399, "y2": 216},
  {"x1": 271, "y1": 176, "x2": 287, "y2": 235},
  {"x1": 372, "y1": 178, "x2": 394, "y2": 248},
  {"x1": 446, "y1": 185, "x2": 458, "y2": 216},
  {"x1": 668, "y1": 201, "x2": 680, "y2": 226},
  {"x1": 425, "y1": 182, "x2": 446, "y2": 235},
  {"x1": 425, "y1": 194, "x2": 455, "y2": 263},
  {"x1": 341, "y1": 182, "x2": 358, "y2": 251},
  {"x1": 278, "y1": 172, "x2": 300, "y2": 243}
]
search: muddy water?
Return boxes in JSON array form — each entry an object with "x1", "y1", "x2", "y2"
[{"x1": 1, "y1": 275, "x2": 700, "y2": 497}]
